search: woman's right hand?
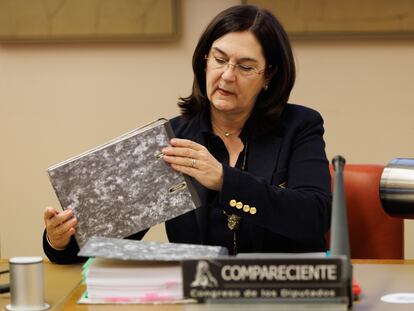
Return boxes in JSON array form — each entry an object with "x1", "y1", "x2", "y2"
[{"x1": 44, "y1": 207, "x2": 77, "y2": 250}]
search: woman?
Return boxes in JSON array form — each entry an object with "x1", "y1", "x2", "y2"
[{"x1": 43, "y1": 5, "x2": 331, "y2": 264}]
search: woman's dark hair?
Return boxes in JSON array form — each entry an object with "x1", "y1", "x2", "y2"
[{"x1": 178, "y1": 4, "x2": 296, "y2": 135}]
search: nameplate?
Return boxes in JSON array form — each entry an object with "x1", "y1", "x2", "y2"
[{"x1": 182, "y1": 256, "x2": 350, "y2": 303}]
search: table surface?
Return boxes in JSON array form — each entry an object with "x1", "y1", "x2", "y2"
[{"x1": 1, "y1": 259, "x2": 414, "y2": 311}]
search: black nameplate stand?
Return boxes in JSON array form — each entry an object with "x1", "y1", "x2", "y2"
[
  {"x1": 181, "y1": 155, "x2": 353, "y2": 309},
  {"x1": 182, "y1": 255, "x2": 350, "y2": 308}
]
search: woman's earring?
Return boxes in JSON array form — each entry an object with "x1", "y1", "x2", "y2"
[{"x1": 263, "y1": 84, "x2": 268, "y2": 91}]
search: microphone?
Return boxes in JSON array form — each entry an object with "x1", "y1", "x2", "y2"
[
  {"x1": 330, "y1": 155, "x2": 351, "y2": 257},
  {"x1": 330, "y1": 155, "x2": 353, "y2": 308}
]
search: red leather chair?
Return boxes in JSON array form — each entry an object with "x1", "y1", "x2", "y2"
[{"x1": 329, "y1": 164, "x2": 404, "y2": 259}]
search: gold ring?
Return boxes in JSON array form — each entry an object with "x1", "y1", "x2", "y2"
[{"x1": 191, "y1": 158, "x2": 196, "y2": 168}]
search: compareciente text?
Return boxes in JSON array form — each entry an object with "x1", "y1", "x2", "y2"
[{"x1": 221, "y1": 264, "x2": 338, "y2": 282}]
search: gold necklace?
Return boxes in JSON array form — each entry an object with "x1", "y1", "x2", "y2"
[{"x1": 212, "y1": 123, "x2": 241, "y2": 137}]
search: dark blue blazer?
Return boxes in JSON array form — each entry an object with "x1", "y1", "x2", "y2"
[{"x1": 43, "y1": 104, "x2": 331, "y2": 263}]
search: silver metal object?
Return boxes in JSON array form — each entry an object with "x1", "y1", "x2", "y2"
[
  {"x1": 5, "y1": 257, "x2": 50, "y2": 311},
  {"x1": 380, "y1": 158, "x2": 414, "y2": 219}
]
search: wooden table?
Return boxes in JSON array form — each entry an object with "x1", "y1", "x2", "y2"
[{"x1": 1, "y1": 259, "x2": 414, "y2": 310}]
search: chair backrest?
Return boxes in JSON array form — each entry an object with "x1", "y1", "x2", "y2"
[{"x1": 329, "y1": 164, "x2": 404, "y2": 259}]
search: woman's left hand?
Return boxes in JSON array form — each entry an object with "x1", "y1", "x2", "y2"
[{"x1": 162, "y1": 138, "x2": 223, "y2": 191}]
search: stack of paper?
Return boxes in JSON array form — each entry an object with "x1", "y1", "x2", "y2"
[
  {"x1": 78, "y1": 237, "x2": 228, "y2": 304},
  {"x1": 82, "y1": 258, "x2": 183, "y2": 303}
]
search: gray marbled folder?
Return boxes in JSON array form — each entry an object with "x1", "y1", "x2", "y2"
[
  {"x1": 48, "y1": 119, "x2": 200, "y2": 248},
  {"x1": 78, "y1": 236, "x2": 228, "y2": 261}
]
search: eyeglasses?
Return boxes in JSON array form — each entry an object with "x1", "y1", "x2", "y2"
[{"x1": 204, "y1": 55, "x2": 267, "y2": 77}]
